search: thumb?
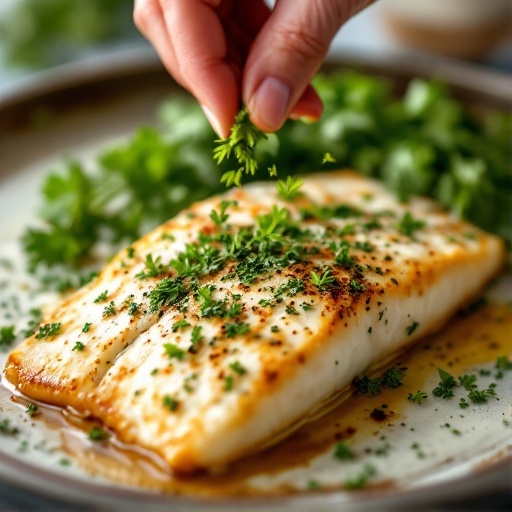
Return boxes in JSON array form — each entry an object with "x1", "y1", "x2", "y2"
[{"x1": 243, "y1": 0, "x2": 370, "y2": 132}]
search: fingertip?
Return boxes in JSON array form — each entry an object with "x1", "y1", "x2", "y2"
[
  {"x1": 289, "y1": 85, "x2": 323, "y2": 121},
  {"x1": 247, "y1": 76, "x2": 291, "y2": 133},
  {"x1": 200, "y1": 105, "x2": 225, "y2": 138},
  {"x1": 194, "y1": 63, "x2": 239, "y2": 138}
]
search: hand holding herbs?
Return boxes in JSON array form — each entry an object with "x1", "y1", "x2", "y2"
[
  {"x1": 133, "y1": 0, "x2": 374, "y2": 135},
  {"x1": 23, "y1": 72, "x2": 511, "y2": 284}
]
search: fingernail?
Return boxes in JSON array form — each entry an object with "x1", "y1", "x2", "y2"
[
  {"x1": 201, "y1": 105, "x2": 225, "y2": 138},
  {"x1": 249, "y1": 77, "x2": 290, "y2": 131},
  {"x1": 289, "y1": 114, "x2": 317, "y2": 124}
]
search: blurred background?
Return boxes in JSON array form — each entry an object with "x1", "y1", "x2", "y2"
[{"x1": 0, "y1": 0, "x2": 510, "y2": 94}]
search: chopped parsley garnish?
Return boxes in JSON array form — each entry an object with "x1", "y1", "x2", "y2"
[
  {"x1": 354, "y1": 241, "x2": 373, "y2": 253},
  {"x1": 467, "y1": 386, "x2": 496, "y2": 404},
  {"x1": 0, "y1": 419, "x2": 19, "y2": 436},
  {"x1": 275, "y1": 277, "x2": 305, "y2": 298},
  {"x1": 172, "y1": 320, "x2": 190, "y2": 332},
  {"x1": 22, "y1": 309, "x2": 43, "y2": 338},
  {"x1": 432, "y1": 368, "x2": 456, "y2": 399},
  {"x1": 432, "y1": 368, "x2": 500, "y2": 406},
  {"x1": 334, "y1": 242, "x2": 355, "y2": 267},
  {"x1": 322, "y1": 152, "x2": 336, "y2": 164},
  {"x1": 88, "y1": 426, "x2": 110, "y2": 442},
  {"x1": 277, "y1": 176, "x2": 303, "y2": 201},
  {"x1": 93, "y1": 291, "x2": 108, "y2": 303},
  {"x1": 226, "y1": 302, "x2": 243, "y2": 318},
  {"x1": 35, "y1": 323, "x2": 61, "y2": 339},
  {"x1": 334, "y1": 441, "x2": 354, "y2": 461},
  {"x1": 72, "y1": 341, "x2": 85, "y2": 352},
  {"x1": 82, "y1": 322, "x2": 91, "y2": 333},
  {"x1": 345, "y1": 464, "x2": 377, "y2": 490},
  {"x1": 353, "y1": 365, "x2": 407, "y2": 396},
  {"x1": 495, "y1": 356, "x2": 512, "y2": 371},
  {"x1": 183, "y1": 373, "x2": 197, "y2": 393},
  {"x1": 458, "y1": 374, "x2": 477, "y2": 391},
  {"x1": 229, "y1": 361, "x2": 247, "y2": 376},
  {"x1": 127, "y1": 302, "x2": 140, "y2": 315},
  {"x1": 311, "y1": 268, "x2": 336, "y2": 290},
  {"x1": 307, "y1": 480, "x2": 322, "y2": 490},
  {"x1": 381, "y1": 365, "x2": 408, "y2": 388},
  {"x1": 270, "y1": 325, "x2": 279, "y2": 333},
  {"x1": 224, "y1": 322, "x2": 250, "y2": 338},
  {"x1": 210, "y1": 200, "x2": 236, "y2": 226},
  {"x1": 285, "y1": 305, "x2": 299, "y2": 315},
  {"x1": 408, "y1": 390, "x2": 428, "y2": 404},
  {"x1": 256, "y1": 205, "x2": 290, "y2": 239},
  {"x1": 163, "y1": 343, "x2": 186, "y2": 360},
  {"x1": 102, "y1": 301, "x2": 116, "y2": 317},
  {"x1": 396, "y1": 212, "x2": 426, "y2": 238},
  {"x1": 406, "y1": 321, "x2": 419, "y2": 336},
  {"x1": 411, "y1": 442, "x2": 426, "y2": 459},
  {"x1": 149, "y1": 277, "x2": 188, "y2": 313},
  {"x1": 349, "y1": 279, "x2": 366, "y2": 294},
  {"x1": 26, "y1": 403, "x2": 39, "y2": 417},
  {"x1": 190, "y1": 326, "x2": 203, "y2": 349},
  {"x1": 198, "y1": 285, "x2": 227, "y2": 318},
  {"x1": 135, "y1": 253, "x2": 168, "y2": 279},
  {"x1": 0, "y1": 325, "x2": 16, "y2": 349},
  {"x1": 163, "y1": 395, "x2": 179, "y2": 412},
  {"x1": 224, "y1": 375, "x2": 234, "y2": 391}
]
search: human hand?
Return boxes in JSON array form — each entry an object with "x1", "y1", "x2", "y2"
[{"x1": 134, "y1": 0, "x2": 374, "y2": 137}]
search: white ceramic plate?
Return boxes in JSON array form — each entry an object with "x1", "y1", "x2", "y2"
[{"x1": 0, "y1": 49, "x2": 511, "y2": 511}]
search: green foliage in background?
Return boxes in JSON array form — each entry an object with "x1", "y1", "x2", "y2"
[
  {"x1": 22, "y1": 72, "x2": 512, "y2": 276},
  {"x1": 0, "y1": 0, "x2": 140, "y2": 67}
]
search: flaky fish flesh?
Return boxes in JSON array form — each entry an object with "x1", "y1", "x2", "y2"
[{"x1": 5, "y1": 171, "x2": 504, "y2": 473}]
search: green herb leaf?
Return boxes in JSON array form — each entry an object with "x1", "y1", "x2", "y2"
[
  {"x1": 163, "y1": 343, "x2": 186, "y2": 361},
  {"x1": 36, "y1": 323, "x2": 61, "y2": 339},
  {"x1": 190, "y1": 326, "x2": 203, "y2": 349},
  {"x1": 88, "y1": 426, "x2": 110, "y2": 442},
  {"x1": 408, "y1": 390, "x2": 428, "y2": 404},
  {"x1": 334, "y1": 441, "x2": 354, "y2": 461},
  {"x1": 432, "y1": 368, "x2": 456, "y2": 399},
  {"x1": 135, "y1": 254, "x2": 169, "y2": 279},
  {"x1": 172, "y1": 320, "x2": 191, "y2": 332},
  {"x1": 26, "y1": 403, "x2": 39, "y2": 417},
  {"x1": 224, "y1": 322, "x2": 250, "y2": 338},
  {"x1": 214, "y1": 109, "x2": 268, "y2": 187},
  {"x1": 72, "y1": 341, "x2": 85, "y2": 352},
  {"x1": 396, "y1": 212, "x2": 426, "y2": 238},
  {"x1": 277, "y1": 176, "x2": 303, "y2": 201},
  {"x1": 229, "y1": 361, "x2": 247, "y2": 376},
  {"x1": 149, "y1": 277, "x2": 188, "y2": 313},
  {"x1": 345, "y1": 464, "x2": 377, "y2": 490},
  {"x1": 311, "y1": 268, "x2": 336, "y2": 290},
  {"x1": 163, "y1": 395, "x2": 179, "y2": 412},
  {"x1": 0, "y1": 325, "x2": 16, "y2": 349}
]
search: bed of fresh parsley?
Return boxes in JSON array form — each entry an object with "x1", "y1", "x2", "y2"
[{"x1": 22, "y1": 71, "x2": 511, "y2": 283}]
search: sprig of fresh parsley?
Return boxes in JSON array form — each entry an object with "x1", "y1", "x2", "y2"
[{"x1": 214, "y1": 109, "x2": 268, "y2": 187}]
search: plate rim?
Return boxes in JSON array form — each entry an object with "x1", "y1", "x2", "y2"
[
  {"x1": 0, "y1": 47, "x2": 510, "y2": 117},
  {"x1": 0, "y1": 47, "x2": 511, "y2": 510}
]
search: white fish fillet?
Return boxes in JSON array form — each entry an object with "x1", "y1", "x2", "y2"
[{"x1": 4, "y1": 171, "x2": 505, "y2": 473}]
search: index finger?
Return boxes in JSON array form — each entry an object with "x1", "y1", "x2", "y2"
[{"x1": 160, "y1": 0, "x2": 239, "y2": 137}]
